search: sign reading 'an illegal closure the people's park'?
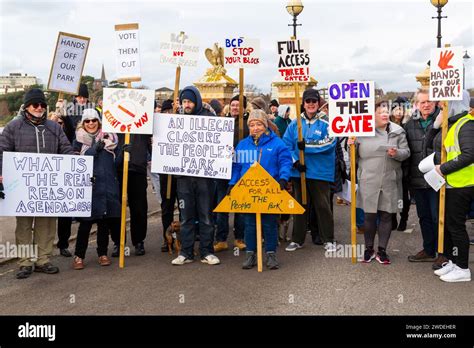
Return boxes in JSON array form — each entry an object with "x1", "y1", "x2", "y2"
[
  {"x1": 151, "y1": 113, "x2": 234, "y2": 179},
  {"x1": 47, "y1": 32, "x2": 90, "y2": 95},
  {"x1": 0, "y1": 152, "x2": 93, "y2": 217},
  {"x1": 102, "y1": 87, "x2": 155, "y2": 134},
  {"x1": 277, "y1": 39, "x2": 310, "y2": 82},
  {"x1": 429, "y1": 46, "x2": 464, "y2": 101},
  {"x1": 328, "y1": 81, "x2": 375, "y2": 137}
]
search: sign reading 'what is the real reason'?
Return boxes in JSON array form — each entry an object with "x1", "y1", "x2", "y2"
[
  {"x1": 277, "y1": 39, "x2": 310, "y2": 82},
  {"x1": 115, "y1": 23, "x2": 141, "y2": 82},
  {"x1": 429, "y1": 46, "x2": 464, "y2": 101},
  {"x1": 47, "y1": 32, "x2": 90, "y2": 95},
  {"x1": 102, "y1": 88, "x2": 155, "y2": 134}
]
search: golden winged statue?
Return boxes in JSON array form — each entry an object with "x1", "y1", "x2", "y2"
[{"x1": 203, "y1": 43, "x2": 227, "y2": 81}]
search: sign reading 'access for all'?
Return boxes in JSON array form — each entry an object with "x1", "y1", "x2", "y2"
[
  {"x1": 429, "y1": 46, "x2": 464, "y2": 101},
  {"x1": 159, "y1": 32, "x2": 200, "y2": 67},
  {"x1": 277, "y1": 39, "x2": 310, "y2": 82},
  {"x1": 47, "y1": 32, "x2": 90, "y2": 95},
  {"x1": 0, "y1": 152, "x2": 93, "y2": 217},
  {"x1": 102, "y1": 88, "x2": 154, "y2": 134},
  {"x1": 328, "y1": 81, "x2": 375, "y2": 137},
  {"x1": 115, "y1": 23, "x2": 141, "y2": 82},
  {"x1": 214, "y1": 162, "x2": 305, "y2": 215},
  {"x1": 224, "y1": 37, "x2": 260, "y2": 67},
  {"x1": 151, "y1": 113, "x2": 235, "y2": 179}
]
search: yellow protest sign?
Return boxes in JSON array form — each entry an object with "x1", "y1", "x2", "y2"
[{"x1": 214, "y1": 162, "x2": 304, "y2": 214}]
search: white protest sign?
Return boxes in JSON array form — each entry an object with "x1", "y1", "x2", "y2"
[
  {"x1": 47, "y1": 32, "x2": 90, "y2": 95},
  {"x1": 115, "y1": 23, "x2": 141, "y2": 82},
  {"x1": 224, "y1": 37, "x2": 260, "y2": 68},
  {"x1": 328, "y1": 81, "x2": 375, "y2": 137},
  {"x1": 276, "y1": 39, "x2": 310, "y2": 82},
  {"x1": 0, "y1": 152, "x2": 93, "y2": 217},
  {"x1": 151, "y1": 113, "x2": 234, "y2": 179},
  {"x1": 430, "y1": 46, "x2": 464, "y2": 101},
  {"x1": 102, "y1": 87, "x2": 154, "y2": 134},
  {"x1": 159, "y1": 32, "x2": 200, "y2": 67}
]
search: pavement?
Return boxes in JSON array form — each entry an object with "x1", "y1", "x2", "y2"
[{"x1": 0, "y1": 195, "x2": 473, "y2": 316}]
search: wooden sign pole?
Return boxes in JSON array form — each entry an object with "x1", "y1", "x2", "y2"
[
  {"x1": 294, "y1": 82, "x2": 307, "y2": 205},
  {"x1": 166, "y1": 65, "x2": 181, "y2": 200},
  {"x1": 119, "y1": 80, "x2": 133, "y2": 268},
  {"x1": 438, "y1": 100, "x2": 449, "y2": 254},
  {"x1": 256, "y1": 213, "x2": 263, "y2": 273},
  {"x1": 350, "y1": 138, "x2": 357, "y2": 264},
  {"x1": 239, "y1": 67, "x2": 244, "y2": 141}
]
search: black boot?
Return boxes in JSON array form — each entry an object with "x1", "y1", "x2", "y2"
[{"x1": 242, "y1": 251, "x2": 257, "y2": 269}]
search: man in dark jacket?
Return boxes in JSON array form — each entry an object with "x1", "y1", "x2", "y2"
[
  {"x1": 171, "y1": 86, "x2": 220, "y2": 266},
  {"x1": 0, "y1": 89, "x2": 73, "y2": 279},
  {"x1": 65, "y1": 83, "x2": 95, "y2": 130},
  {"x1": 404, "y1": 89, "x2": 442, "y2": 267}
]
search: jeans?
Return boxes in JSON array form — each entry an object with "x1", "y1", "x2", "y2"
[
  {"x1": 147, "y1": 166, "x2": 162, "y2": 204},
  {"x1": 412, "y1": 188, "x2": 439, "y2": 257},
  {"x1": 244, "y1": 214, "x2": 278, "y2": 253},
  {"x1": 356, "y1": 208, "x2": 365, "y2": 228},
  {"x1": 214, "y1": 179, "x2": 244, "y2": 242},
  {"x1": 177, "y1": 177, "x2": 216, "y2": 259}
]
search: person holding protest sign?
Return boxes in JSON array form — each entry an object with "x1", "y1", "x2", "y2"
[
  {"x1": 171, "y1": 86, "x2": 220, "y2": 266},
  {"x1": 229, "y1": 109, "x2": 293, "y2": 269},
  {"x1": 283, "y1": 88, "x2": 337, "y2": 252},
  {"x1": 424, "y1": 90, "x2": 473, "y2": 282},
  {"x1": 349, "y1": 100, "x2": 410, "y2": 264},
  {"x1": 250, "y1": 97, "x2": 280, "y2": 136},
  {"x1": 72, "y1": 109, "x2": 120, "y2": 269},
  {"x1": 0, "y1": 88, "x2": 74, "y2": 279},
  {"x1": 213, "y1": 95, "x2": 249, "y2": 253},
  {"x1": 405, "y1": 89, "x2": 442, "y2": 266}
]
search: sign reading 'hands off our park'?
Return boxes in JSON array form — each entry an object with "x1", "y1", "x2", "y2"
[
  {"x1": 429, "y1": 46, "x2": 464, "y2": 101},
  {"x1": 0, "y1": 152, "x2": 93, "y2": 217}
]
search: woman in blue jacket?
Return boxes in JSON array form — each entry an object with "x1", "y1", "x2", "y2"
[
  {"x1": 229, "y1": 110, "x2": 293, "y2": 270},
  {"x1": 72, "y1": 109, "x2": 121, "y2": 270}
]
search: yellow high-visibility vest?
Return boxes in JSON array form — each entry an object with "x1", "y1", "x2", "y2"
[{"x1": 443, "y1": 113, "x2": 474, "y2": 188}]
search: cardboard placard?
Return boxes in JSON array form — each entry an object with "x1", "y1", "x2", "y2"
[
  {"x1": 224, "y1": 37, "x2": 260, "y2": 68},
  {"x1": 429, "y1": 46, "x2": 464, "y2": 101},
  {"x1": 328, "y1": 81, "x2": 375, "y2": 137},
  {"x1": 214, "y1": 162, "x2": 305, "y2": 214},
  {"x1": 159, "y1": 32, "x2": 200, "y2": 67},
  {"x1": 0, "y1": 152, "x2": 93, "y2": 217},
  {"x1": 115, "y1": 23, "x2": 141, "y2": 82},
  {"x1": 151, "y1": 113, "x2": 234, "y2": 179},
  {"x1": 102, "y1": 87, "x2": 154, "y2": 134},
  {"x1": 47, "y1": 32, "x2": 90, "y2": 95},
  {"x1": 277, "y1": 39, "x2": 310, "y2": 82}
]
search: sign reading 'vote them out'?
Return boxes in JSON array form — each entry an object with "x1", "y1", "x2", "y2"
[{"x1": 115, "y1": 23, "x2": 141, "y2": 82}]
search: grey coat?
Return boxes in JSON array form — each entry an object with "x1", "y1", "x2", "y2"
[
  {"x1": 355, "y1": 122, "x2": 410, "y2": 214},
  {"x1": 0, "y1": 112, "x2": 74, "y2": 174}
]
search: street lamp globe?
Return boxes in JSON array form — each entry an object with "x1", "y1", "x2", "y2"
[
  {"x1": 430, "y1": 0, "x2": 448, "y2": 8},
  {"x1": 286, "y1": 0, "x2": 304, "y2": 17}
]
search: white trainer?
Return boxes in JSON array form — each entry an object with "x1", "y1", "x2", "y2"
[
  {"x1": 440, "y1": 266, "x2": 471, "y2": 282},
  {"x1": 201, "y1": 254, "x2": 220, "y2": 265},
  {"x1": 434, "y1": 260, "x2": 454, "y2": 276},
  {"x1": 285, "y1": 242, "x2": 303, "y2": 252},
  {"x1": 324, "y1": 242, "x2": 337, "y2": 252},
  {"x1": 171, "y1": 255, "x2": 194, "y2": 265}
]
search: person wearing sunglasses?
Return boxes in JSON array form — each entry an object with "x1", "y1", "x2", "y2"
[
  {"x1": 0, "y1": 88, "x2": 74, "y2": 279},
  {"x1": 282, "y1": 88, "x2": 338, "y2": 253}
]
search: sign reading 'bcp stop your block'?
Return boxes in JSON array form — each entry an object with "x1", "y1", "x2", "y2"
[
  {"x1": 328, "y1": 81, "x2": 375, "y2": 137},
  {"x1": 224, "y1": 37, "x2": 260, "y2": 67}
]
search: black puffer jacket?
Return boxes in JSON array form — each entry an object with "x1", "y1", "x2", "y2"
[{"x1": 403, "y1": 107, "x2": 440, "y2": 190}]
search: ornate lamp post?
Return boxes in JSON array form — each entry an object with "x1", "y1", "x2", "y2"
[
  {"x1": 430, "y1": 0, "x2": 448, "y2": 48},
  {"x1": 463, "y1": 50, "x2": 470, "y2": 87},
  {"x1": 286, "y1": 0, "x2": 304, "y2": 39}
]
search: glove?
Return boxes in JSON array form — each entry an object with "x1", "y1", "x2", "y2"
[
  {"x1": 94, "y1": 140, "x2": 105, "y2": 152},
  {"x1": 293, "y1": 161, "x2": 306, "y2": 173},
  {"x1": 0, "y1": 183, "x2": 5, "y2": 199},
  {"x1": 279, "y1": 179, "x2": 288, "y2": 191},
  {"x1": 297, "y1": 141, "x2": 305, "y2": 151},
  {"x1": 226, "y1": 185, "x2": 234, "y2": 196},
  {"x1": 122, "y1": 144, "x2": 132, "y2": 153},
  {"x1": 90, "y1": 176, "x2": 96, "y2": 185}
]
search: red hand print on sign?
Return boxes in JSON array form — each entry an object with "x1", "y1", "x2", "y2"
[{"x1": 438, "y1": 50, "x2": 454, "y2": 70}]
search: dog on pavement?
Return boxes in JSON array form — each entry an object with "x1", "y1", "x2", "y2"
[{"x1": 165, "y1": 221, "x2": 181, "y2": 255}]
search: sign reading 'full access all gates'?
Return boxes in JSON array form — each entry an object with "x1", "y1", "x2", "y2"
[
  {"x1": 328, "y1": 81, "x2": 375, "y2": 137},
  {"x1": 277, "y1": 39, "x2": 310, "y2": 82}
]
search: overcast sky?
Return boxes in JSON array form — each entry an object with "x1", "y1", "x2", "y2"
[{"x1": 0, "y1": 0, "x2": 472, "y2": 94}]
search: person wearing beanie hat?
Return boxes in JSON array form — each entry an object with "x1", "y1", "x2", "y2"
[
  {"x1": 172, "y1": 85, "x2": 220, "y2": 266},
  {"x1": 390, "y1": 96, "x2": 410, "y2": 126},
  {"x1": 228, "y1": 109, "x2": 293, "y2": 270},
  {"x1": 77, "y1": 83, "x2": 89, "y2": 99},
  {"x1": 250, "y1": 97, "x2": 267, "y2": 112},
  {"x1": 209, "y1": 99, "x2": 223, "y2": 116},
  {"x1": 274, "y1": 104, "x2": 291, "y2": 137},
  {"x1": 72, "y1": 107, "x2": 120, "y2": 270},
  {"x1": 66, "y1": 83, "x2": 95, "y2": 130},
  {"x1": 283, "y1": 87, "x2": 337, "y2": 253},
  {"x1": 0, "y1": 89, "x2": 74, "y2": 279},
  {"x1": 231, "y1": 94, "x2": 247, "y2": 109},
  {"x1": 161, "y1": 99, "x2": 174, "y2": 114},
  {"x1": 270, "y1": 99, "x2": 280, "y2": 117}
]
